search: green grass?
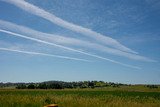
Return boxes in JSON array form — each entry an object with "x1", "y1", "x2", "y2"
[{"x1": 0, "y1": 86, "x2": 160, "y2": 107}]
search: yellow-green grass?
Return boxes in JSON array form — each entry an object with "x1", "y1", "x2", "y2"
[{"x1": 0, "y1": 87, "x2": 160, "y2": 107}]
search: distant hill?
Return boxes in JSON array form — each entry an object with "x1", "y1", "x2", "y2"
[{"x1": 0, "y1": 81, "x2": 159, "y2": 89}]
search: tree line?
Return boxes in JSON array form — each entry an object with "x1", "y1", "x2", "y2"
[
  {"x1": 0, "y1": 81, "x2": 159, "y2": 89},
  {"x1": 15, "y1": 81, "x2": 126, "y2": 89}
]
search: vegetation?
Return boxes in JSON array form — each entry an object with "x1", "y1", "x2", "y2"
[
  {"x1": 0, "y1": 88, "x2": 160, "y2": 107},
  {"x1": 0, "y1": 81, "x2": 160, "y2": 107},
  {"x1": 146, "y1": 85, "x2": 158, "y2": 89},
  {"x1": 0, "y1": 81, "x2": 140, "y2": 89},
  {"x1": 1, "y1": 81, "x2": 159, "y2": 90}
]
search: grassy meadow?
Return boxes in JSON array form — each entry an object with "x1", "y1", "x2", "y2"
[{"x1": 0, "y1": 86, "x2": 160, "y2": 107}]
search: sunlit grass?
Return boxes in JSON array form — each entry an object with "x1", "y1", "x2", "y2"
[{"x1": 0, "y1": 87, "x2": 160, "y2": 107}]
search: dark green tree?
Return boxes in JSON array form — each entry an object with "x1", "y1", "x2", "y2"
[{"x1": 27, "y1": 84, "x2": 35, "y2": 89}]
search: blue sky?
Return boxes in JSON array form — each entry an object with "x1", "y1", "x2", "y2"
[{"x1": 0, "y1": 0, "x2": 160, "y2": 84}]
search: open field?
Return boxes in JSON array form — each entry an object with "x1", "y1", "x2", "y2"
[{"x1": 0, "y1": 86, "x2": 160, "y2": 107}]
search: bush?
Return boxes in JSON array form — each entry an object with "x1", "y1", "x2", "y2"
[
  {"x1": 16, "y1": 84, "x2": 27, "y2": 89},
  {"x1": 27, "y1": 84, "x2": 35, "y2": 89},
  {"x1": 146, "y1": 85, "x2": 158, "y2": 89}
]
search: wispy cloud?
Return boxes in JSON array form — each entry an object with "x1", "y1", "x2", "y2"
[
  {"x1": 0, "y1": 29, "x2": 141, "y2": 69},
  {"x1": 0, "y1": 47, "x2": 90, "y2": 62},
  {"x1": 2, "y1": 0, "x2": 138, "y2": 54},
  {"x1": 0, "y1": 20, "x2": 156, "y2": 62}
]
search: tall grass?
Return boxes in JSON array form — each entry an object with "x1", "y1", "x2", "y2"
[{"x1": 0, "y1": 88, "x2": 160, "y2": 107}]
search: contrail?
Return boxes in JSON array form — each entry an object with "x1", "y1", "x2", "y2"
[
  {"x1": 2, "y1": 0, "x2": 138, "y2": 54},
  {"x1": 0, "y1": 29, "x2": 140, "y2": 69},
  {"x1": 0, "y1": 20, "x2": 156, "y2": 62},
  {"x1": 0, "y1": 47, "x2": 90, "y2": 62}
]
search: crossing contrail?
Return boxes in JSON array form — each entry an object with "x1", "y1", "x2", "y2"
[
  {"x1": 0, "y1": 20, "x2": 156, "y2": 62},
  {"x1": 2, "y1": 0, "x2": 138, "y2": 54},
  {"x1": 0, "y1": 29, "x2": 141, "y2": 69},
  {"x1": 0, "y1": 47, "x2": 91, "y2": 62}
]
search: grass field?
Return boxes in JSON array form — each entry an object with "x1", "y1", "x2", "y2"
[{"x1": 0, "y1": 86, "x2": 160, "y2": 107}]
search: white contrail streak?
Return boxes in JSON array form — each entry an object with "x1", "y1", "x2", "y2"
[
  {"x1": 0, "y1": 29, "x2": 140, "y2": 69},
  {"x1": 0, "y1": 47, "x2": 90, "y2": 62},
  {"x1": 0, "y1": 20, "x2": 156, "y2": 62},
  {"x1": 2, "y1": 0, "x2": 138, "y2": 54}
]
